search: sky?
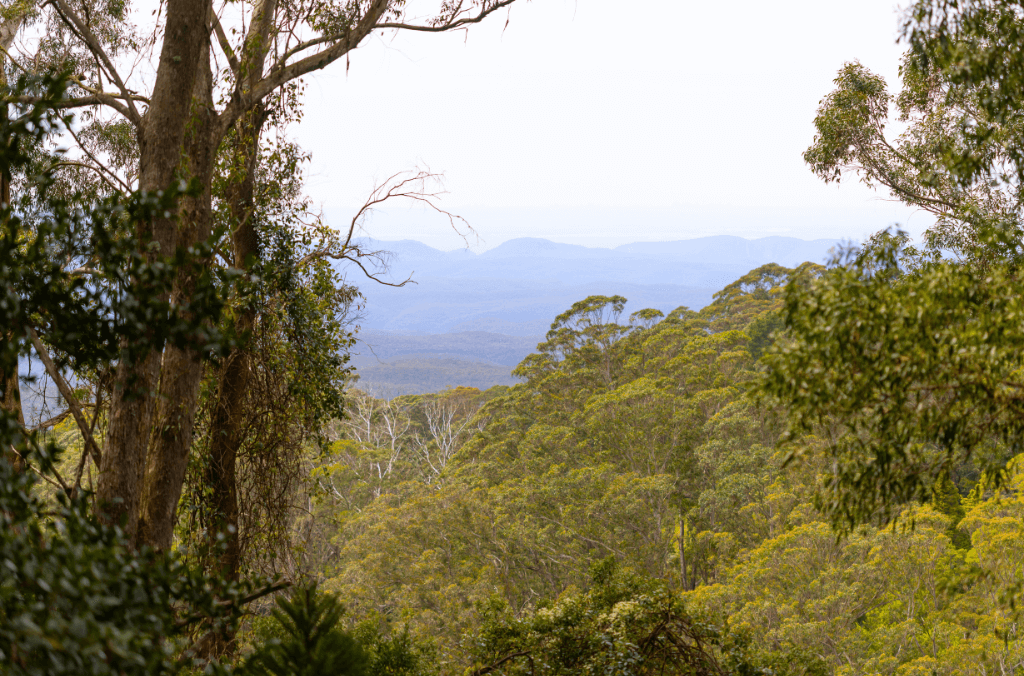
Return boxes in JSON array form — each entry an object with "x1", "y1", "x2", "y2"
[{"x1": 294, "y1": 0, "x2": 928, "y2": 251}]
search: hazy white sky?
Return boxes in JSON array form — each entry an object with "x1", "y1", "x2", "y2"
[{"x1": 295, "y1": 0, "x2": 930, "y2": 250}]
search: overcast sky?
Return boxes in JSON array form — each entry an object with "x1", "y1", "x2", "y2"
[{"x1": 295, "y1": 0, "x2": 929, "y2": 250}]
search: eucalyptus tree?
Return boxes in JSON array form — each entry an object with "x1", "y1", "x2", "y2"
[
  {"x1": 1, "y1": 0, "x2": 523, "y2": 553},
  {"x1": 764, "y1": 1, "x2": 1024, "y2": 533},
  {"x1": 804, "y1": 56, "x2": 1020, "y2": 261},
  {"x1": 903, "y1": 0, "x2": 1024, "y2": 194}
]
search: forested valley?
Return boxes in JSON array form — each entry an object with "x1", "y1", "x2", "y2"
[{"x1": 3, "y1": 0, "x2": 1024, "y2": 675}]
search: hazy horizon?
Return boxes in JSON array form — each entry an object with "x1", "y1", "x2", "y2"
[
  {"x1": 300, "y1": 0, "x2": 932, "y2": 253},
  {"x1": 326, "y1": 203, "x2": 926, "y2": 253}
]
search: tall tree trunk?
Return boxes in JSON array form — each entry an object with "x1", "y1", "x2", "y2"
[
  {"x1": 207, "y1": 105, "x2": 265, "y2": 576},
  {"x1": 98, "y1": 0, "x2": 212, "y2": 537},
  {"x1": 137, "y1": 43, "x2": 217, "y2": 551},
  {"x1": 201, "y1": 5, "x2": 277, "y2": 653},
  {"x1": 200, "y1": 105, "x2": 266, "y2": 658}
]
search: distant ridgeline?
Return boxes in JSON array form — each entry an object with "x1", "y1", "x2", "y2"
[{"x1": 344, "y1": 236, "x2": 838, "y2": 394}]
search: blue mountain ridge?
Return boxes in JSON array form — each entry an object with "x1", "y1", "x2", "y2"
[{"x1": 343, "y1": 235, "x2": 841, "y2": 336}]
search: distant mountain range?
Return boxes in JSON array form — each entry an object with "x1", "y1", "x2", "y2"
[
  {"x1": 343, "y1": 235, "x2": 841, "y2": 394},
  {"x1": 345, "y1": 235, "x2": 841, "y2": 335}
]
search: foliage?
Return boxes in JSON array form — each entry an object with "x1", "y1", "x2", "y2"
[
  {"x1": 750, "y1": 10, "x2": 1024, "y2": 669},
  {"x1": 778, "y1": 1, "x2": 1024, "y2": 533},
  {"x1": 903, "y1": 0, "x2": 1024, "y2": 192},
  {"x1": 468, "y1": 559, "x2": 731, "y2": 676},
  {"x1": 803, "y1": 57, "x2": 1019, "y2": 260},
  {"x1": 352, "y1": 621, "x2": 435, "y2": 676},
  {"x1": 8, "y1": 6, "x2": 1024, "y2": 676},
  {"x1": 313, "y1": 257, "x2": 1024, "y2": 675},
  {"x1": 243, "y1": 585, "x2": 367, "y2": 676},
  {"x1": 1, "y1": 74, "x2": 227, "y2": 377},
  {"x1": 687, "y1": 477, "x2": 1024, "y2": 675},
  {"x1": 760, "y1": 236, "x2": 1024, "y2": 530},
  {"x1": 0, "y1": 446, "x2": 258, "y2": 676}
]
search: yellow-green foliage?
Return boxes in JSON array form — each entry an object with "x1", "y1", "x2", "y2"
[{"x1": 687, "y1": 460, "x2": 1024, "y2": 675}]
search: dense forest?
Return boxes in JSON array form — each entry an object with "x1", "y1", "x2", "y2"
[
  {"x1": 3, "y1": 0, "x2": 1024, "y2": 675},
  {"x1": 308, "y1": 271, "x2": 1024, "y2": 675}
]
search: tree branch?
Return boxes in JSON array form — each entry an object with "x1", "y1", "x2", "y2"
[
  {"x1": 65, "y1": 122, "x2": 133, "y2": 192},
  {"x1": 174, "y1": 579, "x2": 292, "y2": 630},
  {"x1": 239, "y1": 0, "x2": 277, "y2": 92},
  {"x1": 72, "y1": 382, "x2": 104, "y2": 494},
  {"x1": 342, "y1": 169, "x2": 471, "y2": 250},
  {"x1": 244, "y1": 0, "x2": 389, "y2": 112},
  {"x1": 471, "y1": 651, "x2": 533, "y2": 676},
  {"x1": 49, "y1": 0, "x2": 143, "y2": 125},
  {"x1": 29, "y1": 328, "x2": 103, "y2": 466},
  {"x1": 298, "y1": 169, "x2": 471, "y2": 287},
  {"x1": 377, "y1": 0, "x2": 517, "y2": 33},
  {"x1": 5, "y1": 93, "x2": 135, "y2": 119},
  {"x1": 208, "y1": 6, "x2": 240, "y2": 77},
  {"x1": 0, "y1": 5, "x2": 30, "y2": 52},
  {"x1": 54, "y1": 160, "x2": 126, "y2": 193}
]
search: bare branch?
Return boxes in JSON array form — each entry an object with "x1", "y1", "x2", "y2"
[
  {"x1": 298, "y1": 169, "x2": 470, "y2": 288},
  {"x1": 24, "y1": 456, "x2": 73, "y2": 495},
  {"x1": 66, "y1": 74, "x2": 150, "y2": 104},
  {"x1": 32, "y1": 408, "x2": 73, "y2": 431},
  {"x1": 175, "y1": 579, "x2": 292, "y2": 631},
  {"x1": 54, "y1": 160, "x2": 126, "y2": 193},
  {"x1": 471, "y1": 651, "x2": 533, "y2": 676},
  {"x1": 342, "y1": 169, "x2": 472, "y2": 251},
  {"x1": 65, "y1": 122, "x2": 133, "y2": 192},
  {"x1": 72, "y1": 382, "x2": 104, "y2": 494},
  {"x1": 299, "y1": 243, "x2": 413, "y2": 287}
]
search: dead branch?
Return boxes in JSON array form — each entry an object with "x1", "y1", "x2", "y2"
[
  {"x1": 297, "y1": 169, "x2": 471, "y2": 287},
  {"x1": 341, "y1": 169, "x2": 472, "y2": 251}
]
